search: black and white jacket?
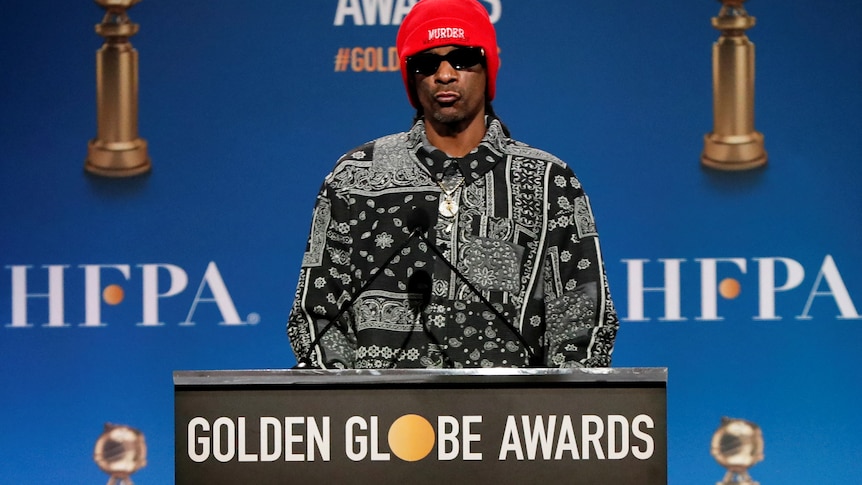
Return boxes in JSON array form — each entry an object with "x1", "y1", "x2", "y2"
[{"x1": 288, "y1": 118, "x2": 618, "y2": 369}]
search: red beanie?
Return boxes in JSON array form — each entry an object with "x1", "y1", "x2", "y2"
[{"x1": 396, "y1": 0, "x2": 499, "y2": 108}]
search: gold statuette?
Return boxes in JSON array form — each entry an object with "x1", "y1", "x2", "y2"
[
  {"x1": 85, "y1": 0, "x2": 151, "y2": 177},
  {"x1": 702, "y1": 0, "x2": 767, "y2": 170},
  {"x1": 711, "y1": 417, "x2": 764, "y2": 485},
  {"x1": 93, "y1": 423, "x2": 147, "y2": 485}
]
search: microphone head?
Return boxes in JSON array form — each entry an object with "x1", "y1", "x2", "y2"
[{"x1": 406, "y1": 207, "x2": 431, "y2": 233}]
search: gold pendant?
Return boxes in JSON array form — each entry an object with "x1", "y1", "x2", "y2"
[
  {"x1": 439, "y1": 195, "x2": 459, "y2": 218},
  {"x1": 436, "y1": 175, "x2": 464, "y2": 218}
]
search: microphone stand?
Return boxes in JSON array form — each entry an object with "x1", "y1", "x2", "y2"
[{"x1": 293, "y1": 208, "x2": 539, "y2": 368}]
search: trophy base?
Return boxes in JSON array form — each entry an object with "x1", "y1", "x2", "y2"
[
  {"x1": 107, "y1": 478, "x2": 134, "y2": 485},
  {"x1": 717, "y1": 470, "x2": 759, "y2": 485},
  {"x1": 85, "y1": 138, "x2": 151, "y2": 177},
  {"x1": 701, "y1": 131, "x2": 767, "y2": 171}
]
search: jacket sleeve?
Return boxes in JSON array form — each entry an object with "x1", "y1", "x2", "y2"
[
  {"x1": 542, "y1": 164, "x2": 619, "y2": 367},
  {"x1": 287, "y1": 179, "x2": 357, "y2": 368}
]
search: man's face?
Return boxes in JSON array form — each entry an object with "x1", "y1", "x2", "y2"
[{"x1": 411, "y1": 45, "x2": 487, "y2": 126}]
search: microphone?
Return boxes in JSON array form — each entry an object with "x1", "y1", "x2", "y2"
[
  {"x1": 409, "y1": 208, "x2": 539, "y2": 366},
  {"x1": 405, "y1": 206, "x2": 431, "y2": 234},
  {"x1": 386, "y1": 269, "x2": 437, "y2": 369},
  {"x1": 405, "y1": 269, "x2": 457, "y2": 369},
  {"x1": 407, "y1": 269, "x2": 433, "y2": 312},
  {"x1": 293, "y1": 213, "x2": 427, "y2": 369}
]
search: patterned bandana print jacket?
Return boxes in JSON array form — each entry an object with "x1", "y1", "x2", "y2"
[{"x1": 287, "y1": 118, "x2": 618, "y2": 369}]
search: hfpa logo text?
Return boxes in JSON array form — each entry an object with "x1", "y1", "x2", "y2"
[
  {"x1": 4, "y1": 262, "x2": 259, "y2": 328},
  {"x1": 621, "y1": 255, "x2": 860, "y2": 321}
]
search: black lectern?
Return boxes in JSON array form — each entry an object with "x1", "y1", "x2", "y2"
[{"x1": 175, "y1": 368, "x2": 666, "y2": 484}]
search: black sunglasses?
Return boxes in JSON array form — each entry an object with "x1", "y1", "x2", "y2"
[{"x1": 406, "y1": 47, "x2": 486, "y2": 76}]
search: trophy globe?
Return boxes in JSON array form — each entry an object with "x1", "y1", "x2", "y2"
[
  {"x1": 711, "y1": 417, "x2": 764, "y2": 485},
  {"x1": 93, "y1": 423, "x2": 147, "y2": 485}
]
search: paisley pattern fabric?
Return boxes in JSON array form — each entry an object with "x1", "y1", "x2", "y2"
[{"x1": 287, "y1": 118, "x2": 618, "y2": 369}]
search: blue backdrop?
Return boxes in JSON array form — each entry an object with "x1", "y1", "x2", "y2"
[{"x1": 1, "y1": 1, "x2": 860, "y2": 483}]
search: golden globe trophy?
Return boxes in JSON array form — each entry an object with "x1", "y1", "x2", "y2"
[
  {"x1": 93, "y1": 423, "x2": 147, "y2": 485},
  {"x1": 711, "y1": 417, "x2": 764, "y2": 485},
  {"x1": 84, "y1": 0, "x2": 151, "y2": 177},
  {"x1": 701, "y1": 0, "x2": 767, "y2": 170}
]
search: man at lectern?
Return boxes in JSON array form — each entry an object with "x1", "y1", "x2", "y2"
[{"x1": 287, "y1": 0, "x2": 617, "y2": 369}]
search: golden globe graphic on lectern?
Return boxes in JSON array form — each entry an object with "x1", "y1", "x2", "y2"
[
  {"x1": 85, "y1": 0, "x2": 151, "y2": 177},
  {"x1": 702, "y1": 0, "x2": 767, "y2": 171}
]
